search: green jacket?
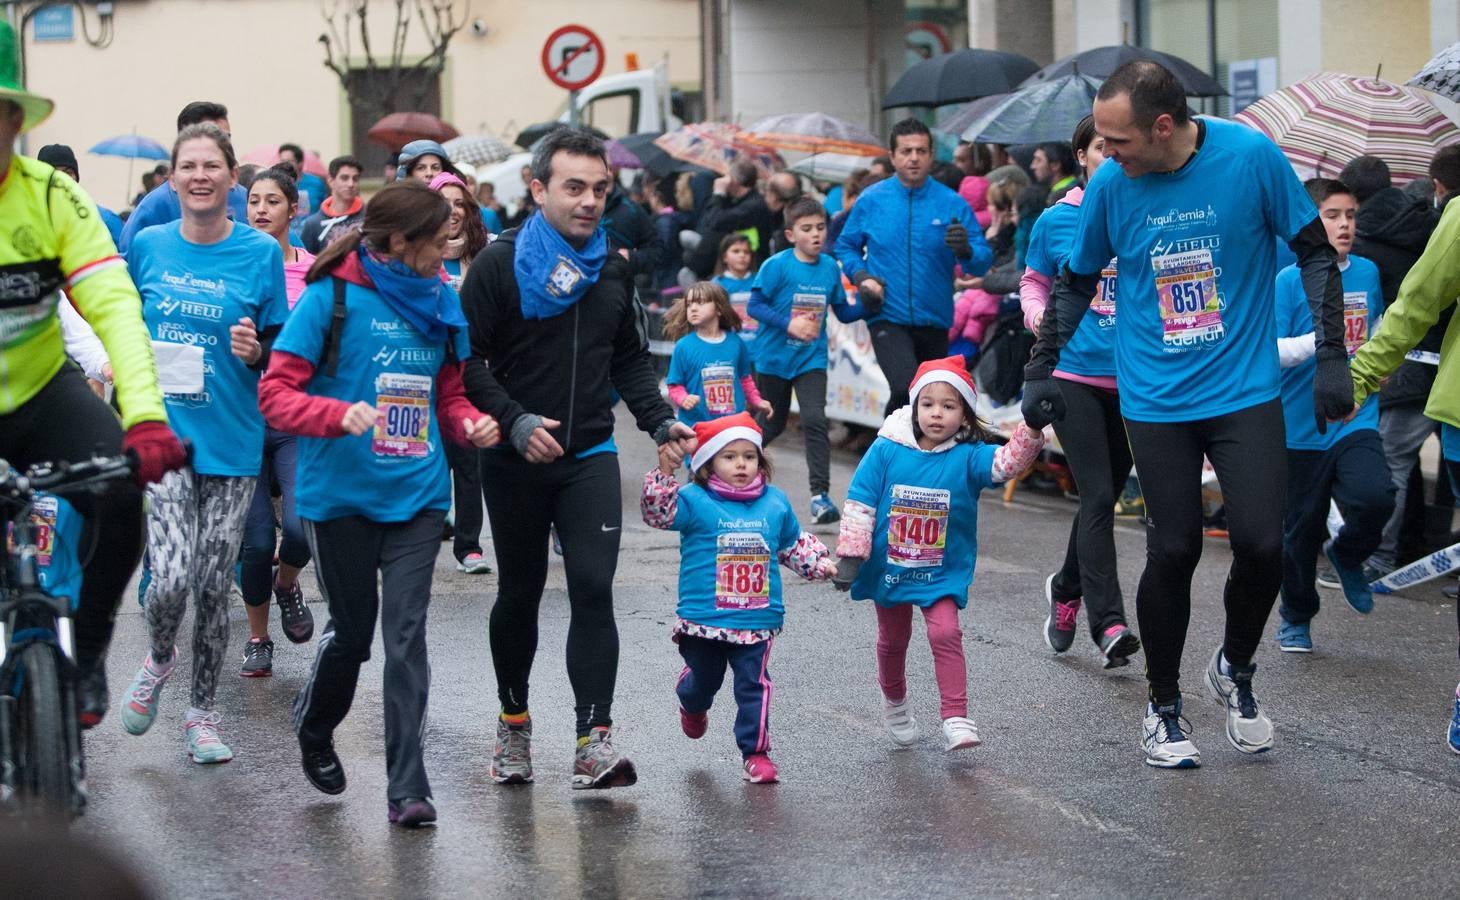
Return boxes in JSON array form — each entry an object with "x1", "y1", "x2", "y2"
[{"x1": 1351, "y1": 198, "x2": 1460, "y2": 428}]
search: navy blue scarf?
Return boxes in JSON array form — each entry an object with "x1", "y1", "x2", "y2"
[{"x1": 513, "y1": 211, "x2": 607, "y2": 320}]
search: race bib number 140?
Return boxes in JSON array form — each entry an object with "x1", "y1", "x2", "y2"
[{"x1": 887, "y1": 485, "x2": 950, "y2": 568}]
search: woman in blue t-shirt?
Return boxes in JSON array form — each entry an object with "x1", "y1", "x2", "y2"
[
  {"x1": 238, "y1": 166, "x2": 318, "y2": 677},
  {"x1": 1018, "y1": 116, "x2": 1141, "y2": 669},
  {"x1": 259, "y1": 181, "x2": 500, "y2": 827},
  {"x1": 120, "y1": 123, "x2": 290, "y2": 765}
]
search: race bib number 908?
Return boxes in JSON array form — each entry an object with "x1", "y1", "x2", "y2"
[{"x1": 373, "y1": 373, "x2": 432, "y2": 458}]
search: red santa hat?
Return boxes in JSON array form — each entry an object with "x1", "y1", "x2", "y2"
[
  {"x1": 909, "y1": 356, "x2": 978, "y2": 410},
  {"x1": 690, "y1": 411, "x2": 763, "y2": 471}
]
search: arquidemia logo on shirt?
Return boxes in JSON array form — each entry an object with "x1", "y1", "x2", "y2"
[
  {"x1": 158, "y1": 271, "x2": 226, "y2": 321},
  {"x1": 1145, "y1": 204, "x2": 1219, "y2": 230}
]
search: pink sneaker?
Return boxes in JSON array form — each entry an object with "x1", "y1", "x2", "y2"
[
  {"x1": 742, "y1": 753, "x2": 779, "y2": 783},
  {"x1": 680, "y1": 707, "x2": 708, "y2": 739},
  {"x1": 1098, "y1": 624, "x2": 1141, "y2": 669}
]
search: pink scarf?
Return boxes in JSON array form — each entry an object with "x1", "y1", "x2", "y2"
[{"x1": 707, "y1": 472, "x2": 765, "y2": 501}]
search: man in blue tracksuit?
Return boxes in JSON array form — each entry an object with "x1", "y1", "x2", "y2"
[{"x1": 835, "y1": 118, "x2": 993, "y2": 414}]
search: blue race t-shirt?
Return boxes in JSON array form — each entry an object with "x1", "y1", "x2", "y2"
[
  {"x1": 119, "y1": 182, "x2": 249, "y2": 253},
  {"x1": 1442, "y1": 422, "x2": 1459, "y2": 463},
  {"x1": 1067, "y1": 118, "x2": 1319, "y2": 422},
  {"x1": 670, "y1": 482, "x2": 804, "y2": 632},
  {"x1": 667, "y1": 331, "x2": 755, "y2": 425},
  {"x1": 131, "y1": 221, "x2": 288, "y2": 476},
  {"x1": 274, "y1": 277, "x2": 467, "y2": 523},
  {"x1": 30, "y1": 494, "x2": 82, "y2": 607},
  {"x1": 714, "y1": 272, "x2": 758, "y2": 344},
  {"x1": 846, "y1": 435, "x2": 997, "y2": 608},
  {"x1": 1024, "y1": 199, "x2": 1118, "y2": 378},
  {"x1": 749, "y1": 249, "x2": 843, "y2": 378},
  {"x1": 1276, "y1": 256, "x2": 1383, "y2": 450}
]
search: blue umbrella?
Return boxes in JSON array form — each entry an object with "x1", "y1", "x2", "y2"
[
  {"x1": 959, "y1": 73, "x2": 1103, "y2": 145},
  {"x1": 88, "y1": 134, "x2": 169, "y2": 160}
]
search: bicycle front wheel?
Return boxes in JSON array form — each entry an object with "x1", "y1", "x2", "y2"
[{"x1": 12, "y1": 643, "x2": 70, "y2": 813}]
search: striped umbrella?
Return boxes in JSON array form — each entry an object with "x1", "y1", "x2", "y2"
[
  {"x1": 653, "y1": 122, "x2": 778, "y2": 177},
  {"x1": 442, "y1": 134, "x2": 514, "y2": 166},
  {"x1": 746, "y1": 113, "x2": 882, "y2": 157},
  {"x1": 1234, "y1": 72, "x2": 1460, "y2": 181},
  {"x1": 1409, "y1": 42, "x2": 1460, "y2": 102}
]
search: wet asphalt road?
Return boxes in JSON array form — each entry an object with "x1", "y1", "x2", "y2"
[{"x1": 74, "y1": 416, "x2": 1459, "y2": 898}]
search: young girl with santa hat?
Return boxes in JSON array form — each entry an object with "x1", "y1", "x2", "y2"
[
  {"x1": 833, "y1": 357, "x2": 1045, "y2": 752},
  {"x1": 640, "y1": 412, "x2": 838, "y2": 783}
]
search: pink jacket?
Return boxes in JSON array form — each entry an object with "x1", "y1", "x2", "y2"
[
  {"x1": 950, "y1": 287, "x2": 1002, "y2": 346},
  {"x1": 958, "y1": 175, "x2": 991, "y2": 229}
]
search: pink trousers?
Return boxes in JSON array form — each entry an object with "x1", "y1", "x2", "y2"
[{"x1": 874, "y1": 597, "x2": 968, "y2": 719}]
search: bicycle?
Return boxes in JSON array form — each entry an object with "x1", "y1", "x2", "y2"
[{"x1": 0, "y1": 452, "x2": 135, "y2": 817}]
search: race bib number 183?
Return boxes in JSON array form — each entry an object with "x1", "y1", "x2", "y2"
[{"x1": 715, "y1": 532, "x2": 771, "y2": 610}]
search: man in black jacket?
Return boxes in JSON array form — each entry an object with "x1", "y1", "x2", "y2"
[
  {"x1": 688, "y1": 159, "x2": 773, "y2": 275},
  {"x1": 460, "y1": 128, "x2": 694, "y2": 791},
  {"x1": 1340, "y1": 153, "x2": 1450, "y2": 574},
  {"x1": 599, "y1": 176, "x2": 662, "y2": 282}
]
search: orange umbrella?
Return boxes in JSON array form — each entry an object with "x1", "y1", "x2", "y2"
[
  {"x1": 366, "y1": 112, "x2": 459, "y2": 151},
  {"x1": 746, "y1": 113, "x2": 883, "y2": 157},
  {"x1": 653, "y1": 123, "x2": 778, "y2": 177}
]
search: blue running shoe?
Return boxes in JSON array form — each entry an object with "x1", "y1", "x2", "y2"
[
  {"x1": 1323, "y1": 539, "x2": 1373, "y2": 614},
  {"x1": 810, "y1": 494, "x2": 840, "y2": 524},
  {"x1": 1448, "y1": 689, "x2": 1460, "y2": 755},
  {"x1": 1276, "y1": 618, "x2": 1312, "y2": 653}
]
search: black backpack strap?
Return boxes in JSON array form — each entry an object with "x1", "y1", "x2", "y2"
[
  {"x1": 322, "y1": 276, "x2": 348, "y2": 377},
  {"x1": 444, "y1": 326, "x2": 460, "y2": 365}
]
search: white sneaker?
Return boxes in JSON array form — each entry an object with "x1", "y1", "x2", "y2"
[
  {"x1": 1141, "y1": 700, "x2": 1200, "y2": 768},
  {"x1": 882, "y1": 697, "x2": 919, "y2": 747},
  {"x1": 1204, "y1": 646, "x2": 1274, "y2": 754},
  {"x1": 457, "y1": 552, "x2": 492, "y2": 574},
  {"x1": 941, "y1": 716, "x2": 981, "y2": 751}
]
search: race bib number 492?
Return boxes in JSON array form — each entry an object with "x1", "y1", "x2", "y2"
[
  {"x1": 701, "y1": 363, "x2": 737, "y2": 416},
  {"x1": 373, "y1": 373, "x2": 432, "y2": 458},
  {"x1": 887, "y1": 485, "x2": 950, "y2": 568},
  {"x1": 715, "y1": 532, "x2": 771, "y2": 610}
]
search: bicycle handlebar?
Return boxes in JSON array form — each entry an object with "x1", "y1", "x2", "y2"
[{"x1": 0, "y1": 453, "x2": 137, "y2": 506}]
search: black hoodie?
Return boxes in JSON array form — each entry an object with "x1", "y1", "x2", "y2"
[
  {"x1": 459, "y1": 227, "x2": 674, "y2": 454},
  {"x1": 1353, "y1": 187, "x2": 1450, "y2": 408}
]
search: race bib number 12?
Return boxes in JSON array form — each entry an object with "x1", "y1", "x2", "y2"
[
  {"x1": 373, "y1": 373, "x2": 432, "y2": 457},
  {"x1": 1343, "y1": 291, "x2": 1369, "y2": 357}
]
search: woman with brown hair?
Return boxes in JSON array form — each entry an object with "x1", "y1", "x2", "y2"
[{"x1": 259, "y1": 180, "x2": 501, "y2": 826}]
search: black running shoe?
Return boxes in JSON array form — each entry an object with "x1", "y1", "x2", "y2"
[
  {"x1": 388, "y1": 797, "x2": 437, "y2": 827},
  {"x1": 240, "y1": 638, "x2": 274, "y2": 677},
  {"x1": 302, "y1": 744, "x2": 346, "y2": 794},
  {"x1": 76, "y1": 663, "x2": 108, "y2": 729},
  {"x1": 275, "y1": 576, "x2": 314, "y2": 644}
]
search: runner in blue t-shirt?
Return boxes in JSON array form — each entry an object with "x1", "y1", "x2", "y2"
[
  {"x1": 1021, "y1": 61, "x2": 1354, "y2": 770},
  {"x1": 1273, "y1": 179, "x2": 1393, "y2": 652},
  {"x1": 1019, "y1": 115, "x2": 1139, "y2": 669},
  {"x1": 749, "y1": 197, "x2": 865, "y2": 524},
  {"x1": 664, "y1": 281, "x2": 770, "y2": 426},
  {"x1": 712, "y1": 232, "x2": 758, "y2": 347},
  {"x1": 259, "y1": 181, "x2": 499, "y2": 826},
  {"x1": 119, "y1": 124, "x2": 289, "y2": 766}
]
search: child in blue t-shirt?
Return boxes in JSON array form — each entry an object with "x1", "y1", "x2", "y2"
[
  {"x1": 748, "y1": 197, "x2": 864, "y2": 525},
  {"x1": 712, "y1": 233, "x2": 757, "y2": 345},
  {"x1": 664, "y1": 281, "x2": 771, "y2": 426},
  {"x1": 641, "y1": 412, "x2": 837, "y2": 784},
  {"x1": 1273, "y1": 178, "x2": 1393, "y2": 651},
  {"x1": 833, "y1": 357, "x2": 1044, "y2": 753}
]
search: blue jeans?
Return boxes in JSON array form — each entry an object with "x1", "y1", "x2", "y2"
[
  {"x1": 240, "y1": 427, "x2": 310, "y2": 607},
  {"x1": 676, "y1": 634, "x2": 773, "y2": 757}
]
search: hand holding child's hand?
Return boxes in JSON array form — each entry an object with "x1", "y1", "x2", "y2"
[
  {"x1": 788, "y1": 316, "x2": 819, "y2": 341},
  {"x1": 831, "y1": 556, "x2": 861, "y2": 592},
  {"x1": 814, "y1": 557, "x2": 839, "y2": 581},
  {"x1": 679, "y1": 393, "x2": 701, "y2": 410}
]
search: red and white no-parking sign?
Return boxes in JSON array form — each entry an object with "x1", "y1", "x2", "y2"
[{"x1": 541, "y1": 24, "x2": 605, "y2": 91}]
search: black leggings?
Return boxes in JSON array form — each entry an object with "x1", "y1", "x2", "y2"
[
  {"x1": 1123, "y1": 399, "x2": 1286, "y2": 704},
  {"x1": 870, "y1": 322, "x2": 949, "y2": 415},
  {"x1": 0, "y1": 364, "x2": 144, "y2": 670},
  {"x1": 757, "y1": 369, "x2": 830, "y2": 495},
  {"x1": 1050, "y1": 379, "x2": 1134, "y2": 639},
  {"x1": 480, "y1": 450, "x2": 621, "y2": 737}
]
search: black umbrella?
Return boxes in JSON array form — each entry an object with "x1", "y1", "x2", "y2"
[
  {"x1": 610, "y1": 132, "x2": 713, "y2": 178},
  {"x1": 514, "y1": 120, "x2": 610, "y2": 150},
  {"x1": 1022, "y1": 45, "x2": 1226, "y2": 97},
  {"x1": 959, "y1": 74, "x2": 1102, "y2": 145},
  {"x1": 882, "y1": 48, "x2": 1041, "y2": 109}
]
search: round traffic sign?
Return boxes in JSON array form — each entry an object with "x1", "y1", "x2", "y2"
[{"x1": 541, "y1": 24, "x2": 605, "y2": 92}]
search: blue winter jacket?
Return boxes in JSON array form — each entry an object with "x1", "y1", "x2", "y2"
[{"x1": 834, "y1": 176, "x2": 991, "y2": 330}]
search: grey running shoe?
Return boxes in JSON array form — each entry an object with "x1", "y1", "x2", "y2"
[
  {"x1": 275, "y1": 577, "x2": 315, "y2": 644},
  {"x1": 1205, "y1": 646, "x2": 1274, "y2": 754},
  {"x1": 491, "y1": 716, "x2": 534, "y2": 784},
  {"x1": 1141, "y1": 698, "x2": 1200, "y2": 769},
  {"x1": 1043, "y1": 574, "x2": 1080, "y2": 653},
  {"x1": 571, "y1": 727, "x2": 637, "y2": 790},
  {"x1": 240, "y1": 638, "x2": 274, "y2": 677}
]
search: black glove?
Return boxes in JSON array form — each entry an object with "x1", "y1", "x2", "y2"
[
  {"x1": 944, "y1": 222, "x2": 971, "y2": 259},
  {"x1": 1020, "y1": 370, "x2": 1065, "y2": 430},
  {"x1": 851, "y1": 270, "x2": 885, "y2": 317},
  {"x1": 1312, "y1": 347, "x2": 1355, "y2": 435},
  {"x1": 832, "y1": 557, "x2": 862, "y2": 592}
]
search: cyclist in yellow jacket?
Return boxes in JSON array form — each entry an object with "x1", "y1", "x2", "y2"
[{"x1": 0, "y1": 21, "x2": 185, "y2": 727}]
